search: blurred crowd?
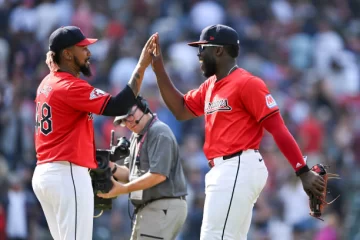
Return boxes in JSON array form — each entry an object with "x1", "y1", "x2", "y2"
[{"x1": 0, "y1": 0, "x2": 359, "y2": 239}]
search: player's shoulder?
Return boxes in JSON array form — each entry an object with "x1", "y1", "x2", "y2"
[
  {"x1": 202, "y1": 76, "x2": 217, "y2": 87},
  {"x1": 58, "y1": 73, "x2": 88, "y2": 87},
  {"x1": 237, "y1": 69, "x2": 267, "y2": 88},
  {"x1": 232, "y1": 68, "x2": 257, "y2": 81},
  {"x1": 40, "y1": 71, "x2": 84, "y2": 89},
  {"x1": 36, "y1": 72, "x2": 66, "y2": 97},
  {"x1": 36, "y1": 72, "x2": 89, "y2": 100},
  {"x1": 56, "y1": 73, "x2": 95, "y2": 95}
]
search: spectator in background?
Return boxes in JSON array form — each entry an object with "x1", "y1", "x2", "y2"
[
  {"x1": 5, "y1": 175, "x2": 30, "y2": 240},
  {"x1": 0, "y1": 203, "x2": 5, "y2": 240}
]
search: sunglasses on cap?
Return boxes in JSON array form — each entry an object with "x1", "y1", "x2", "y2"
[{"x1": 198, "y1": 44, "x2": 224, "y2": 55}]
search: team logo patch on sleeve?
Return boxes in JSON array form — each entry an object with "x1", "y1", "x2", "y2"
[
  {"x1": 265, "y1": 94, "x2": 277, "y2": 108},
  {"x1": 38, "y1": 84, "x2": 52, "y2": 97},
  {"x1": 90, "y1": 88, "x2": 106, "y2": 100}
]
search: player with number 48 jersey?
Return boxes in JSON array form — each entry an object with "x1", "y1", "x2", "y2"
[
  {"x1": 32, "y1": 25, "x2": 156, "y2": 240},
  {"x1": 35, "y1": 73, "x2": 111, "y2": 168}
]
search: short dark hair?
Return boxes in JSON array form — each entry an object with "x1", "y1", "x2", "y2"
[{"x1": 224, "y1": 45, "x2": 239, "y2": 58}]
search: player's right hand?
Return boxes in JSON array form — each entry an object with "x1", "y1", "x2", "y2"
[
  {"x1": 138, "y1": 33, "x2": 157, "y2": 69},
  {"x1": 299, "y1": 170, "x2": 325, "y2": 197},
  {"x1": 150, "y1": 33, "x2": 164, "y2": 71}
]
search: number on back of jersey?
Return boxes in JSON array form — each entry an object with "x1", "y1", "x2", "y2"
[{"x1": 36, "y1": 102, "x2": 53, "y2": 135}]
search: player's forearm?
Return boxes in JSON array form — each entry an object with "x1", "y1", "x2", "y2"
[
  {"x1": 271, "y1": 128, "x2": 306, "y2": 171},
  {"x1": 153, "y1": 64, "x2": 192, "y2": 120},
  {"x1": 128, "y1": 64, "x2": 146, "y2": 97},
  {"x1": 124, "y1": 172, "x2": 166, "y2": 193},
  {"x1": 112, "y1": 164, "x2": 130, "y2": 183},
  {"x1": 102, "y1": 85, "x2": 136, "y2": 116},
  {"x1": 262, "y1": 112, "x2": 308, "y2": 172}
]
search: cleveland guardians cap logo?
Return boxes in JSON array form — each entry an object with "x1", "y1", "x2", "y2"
[{"x1": 205, "y1": 99, "x2": 232, "y2": 114}]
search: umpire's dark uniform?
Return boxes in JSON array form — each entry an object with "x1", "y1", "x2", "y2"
[{"x1": 119, "y1": 115, "x2": 187, "y2": 240}]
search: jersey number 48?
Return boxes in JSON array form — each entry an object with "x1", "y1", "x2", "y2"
[{"x1": 36, "y1": 102, "x2": 53, "y2": 135}]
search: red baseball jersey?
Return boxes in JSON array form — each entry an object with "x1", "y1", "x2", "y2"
[
  {"x1": 184, "y1": 68, "x2": 279, "y2": 160},
  {"x1": 34, "y1": 71, "x2": 111, "y2": 168}
]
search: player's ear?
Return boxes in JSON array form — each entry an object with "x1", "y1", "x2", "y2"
[
  {"x1": 62, "y1": 49, "x2": 73, "y2": 61},
  {"x1": 216, "y1": 46, "x2": 225, "y2": 57}
]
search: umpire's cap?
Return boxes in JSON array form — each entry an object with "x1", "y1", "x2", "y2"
[
  {"x1": 188, "y1": 24, "x2": 239, "y2": 47},
  {"x1": 113, "y1": 96, "x2": 150, "y2": 127},
  {"x1": 49, "y1": 26, "x2": 98, "y2": 52}
]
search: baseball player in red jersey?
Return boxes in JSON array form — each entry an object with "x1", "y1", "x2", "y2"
[
  {"x1": 32, "y1": 26, "x2": 156, "y2": 240},
  {"x1": 147, "y1": 25, "x2": 326, "y2": 239}
]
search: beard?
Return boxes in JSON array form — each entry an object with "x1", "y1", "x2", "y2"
[
  {"x1": 202, "y1": 57, "x2": 217, "y2": 78},
  {"x1": 74, "y1": 56, "x2": 92, "y2": 77}
]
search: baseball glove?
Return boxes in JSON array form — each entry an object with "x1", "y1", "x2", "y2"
[{"x1": 309, "y1": 164, "x2": 340, "y2": 221}]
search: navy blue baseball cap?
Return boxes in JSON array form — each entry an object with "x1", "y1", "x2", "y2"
[
  {"x1": 188, "y1": 24, "x2": 240, "y2": 47},
  {"x1": 49, "y1": 26, "x2": 98, "y2": 52}
]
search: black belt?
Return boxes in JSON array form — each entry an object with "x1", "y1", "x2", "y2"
[
  {"x1": 223, "y1": 150, "x2": 243, "y2": 160},
  {"x1": 148, "y1": 196, "x2": 186, "y2": 203},
  {"x1": 134, "y1": 196, "x2": 186, "y2": 213},
  {"x1": 208, "y1": 150, "x2": 259, "y2": 168},
  {"x1": 157, "y1": 196, "x2": 186, "y2": 201}
]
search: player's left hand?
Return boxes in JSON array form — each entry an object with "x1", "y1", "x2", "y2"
[
  {"x1": 96, "y1": 177, "x2": 128, "y2": 199},
  {"x1": 138, "y1": 33, "x2": 157, "y2": 69},
  {"x1": 150, "y1": 32, "x2": 164, "y2": 71},
  {"x1": 299, "y1": 170, "x2": 325, "y2": 197}
]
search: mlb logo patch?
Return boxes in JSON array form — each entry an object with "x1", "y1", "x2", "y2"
[
  {"x1": 265, "y1": 94, "x2": 277, "y2": 108},
  {"x1": 90, "y1": 88, "x2": 106, "y2": 100}
]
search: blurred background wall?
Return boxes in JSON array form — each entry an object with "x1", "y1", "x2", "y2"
[{"x1": 0, "y1": 0, "x2": 359, "y2": 239}]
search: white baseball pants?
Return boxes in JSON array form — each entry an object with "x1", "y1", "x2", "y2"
[
  {"x1": 201, "y1": 149, "x2": 268, "y2": 240},
  {"x1": 32, "y1": 161, "x2": 94, "y2": 240}
]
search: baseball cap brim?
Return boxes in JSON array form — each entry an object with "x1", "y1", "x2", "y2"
[
  {"x1": 187, "y1": 40, "x2": 209, "y2": 47},
  {"x1": 113, "y1": 115, "x2": 128, "y2": 127},
  {"x1": 76, "y1": 38, "x2": 98, "y2": 47}
]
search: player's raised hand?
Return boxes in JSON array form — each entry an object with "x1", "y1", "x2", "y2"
[
  {"x1": 96, "y1": 177, "x2": 128, "y2": 199},
  {"x1": 138, "y1": 33, "x2": 157, "y2": 69},
  {"x1": 151, "y1": 33, "x2": 164, "y2": 71}
]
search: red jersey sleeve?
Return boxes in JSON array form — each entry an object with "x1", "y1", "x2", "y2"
[
  {"x1": 241, "y1": 77, "x2": 279, "y2": 122},
  {"x1": 66, "y1": 79, "x2": 111, "y2": 114},
  {"x1": 183, "y1": 81, "x2": 208, "y2": 116}
]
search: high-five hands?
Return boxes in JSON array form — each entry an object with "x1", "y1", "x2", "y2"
[
  {"x1": 138, "y1": 33, "x2": 157, "y2": 69},
  {"x1": 149, "y1": 33, "x2": 164, "y2": 71}
]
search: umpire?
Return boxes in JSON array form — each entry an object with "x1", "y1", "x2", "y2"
[{"x1": 97, "y1": 96, "x2": 188, "y2": 240}]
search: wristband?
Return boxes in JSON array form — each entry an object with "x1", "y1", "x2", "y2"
[{"x1": 296, "y1": 165, "x2": 310, "y2": 176}]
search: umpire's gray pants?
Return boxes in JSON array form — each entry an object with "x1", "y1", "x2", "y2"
[{"x1": 131, "y1": 198, "x2": 187, "y2": 240}]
